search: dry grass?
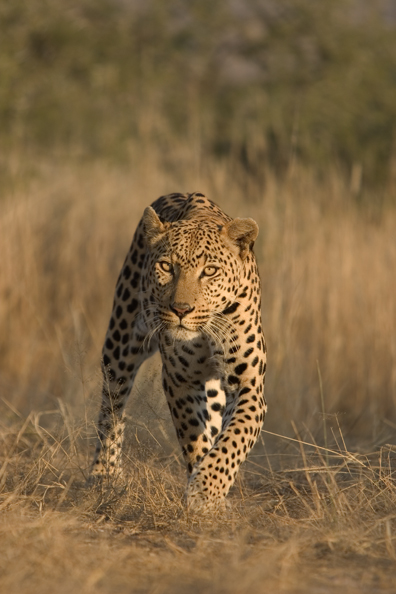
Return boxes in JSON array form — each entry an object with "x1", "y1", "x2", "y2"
[
  {"x1": 1, "y1": 403, "x2": 396, "y2": 593},
  {"x1": 1, "y1": 147, "x2": 396, "y2": 592}
]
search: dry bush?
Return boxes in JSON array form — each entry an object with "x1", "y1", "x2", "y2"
[{"x1": 1, "y1": 147, "x2": 396, "y2": 592}]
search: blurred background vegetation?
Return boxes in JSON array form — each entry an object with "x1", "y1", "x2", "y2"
[{"x1": 1, "y1": 0, "x2": 396, "y2": 189}]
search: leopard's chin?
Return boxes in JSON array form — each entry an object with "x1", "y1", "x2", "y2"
[{"x1": 166, "y1": 325, "x2": 201, "y2": 341}]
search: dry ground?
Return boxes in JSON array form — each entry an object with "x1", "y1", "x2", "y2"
[{"x1": 1, "y1": 150, "x2": 396, "y2": 592}]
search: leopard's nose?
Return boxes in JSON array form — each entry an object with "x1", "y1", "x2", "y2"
[{"x1": 170, "y1": 302, "x2": 195, "y2": 319}]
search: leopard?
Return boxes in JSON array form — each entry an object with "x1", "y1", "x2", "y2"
[{"x1": 91, "y1": 191, "x2": 267, "y2": 510}]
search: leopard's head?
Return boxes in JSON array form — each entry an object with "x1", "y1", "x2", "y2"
[{"x1": 140, "y1": 206, "x2": 258, "y2": 342}]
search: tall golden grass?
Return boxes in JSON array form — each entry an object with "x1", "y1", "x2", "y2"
[
  {"x1": 1, "y1": 148, "x2": 395, "y2": 437},
  {"x1": 1, "y1": 147, "x2": 396, "y2": 592}
]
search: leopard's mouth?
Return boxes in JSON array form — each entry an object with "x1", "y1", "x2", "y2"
[
  {"x1": 173, "y1": 318, "x2": 199, "y2": 332},
  {"x1": 157, "y1": 309, "x2": 207, "y2": 336},
  {"x1": 163, "y1": 311, "x2": 200, "y2": 332}
]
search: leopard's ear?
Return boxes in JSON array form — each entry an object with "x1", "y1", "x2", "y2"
[
  {"x1": 222, "y1": 218, "x2": 259, "y2": 260},
  {"x1": 142, "y1": 206, "x2": 168, "y2": 246}
]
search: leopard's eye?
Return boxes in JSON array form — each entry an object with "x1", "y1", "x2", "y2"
[
  {"x1": 203, "y1": 265, "x2": 218, "y2": 277},
  {"x1": 158, "y1": 261, "x2": 172, "y2": 273}
]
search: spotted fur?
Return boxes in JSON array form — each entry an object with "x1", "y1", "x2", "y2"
[{"x1": 92, "y1": 192, "x2": 267, "y2": 509}]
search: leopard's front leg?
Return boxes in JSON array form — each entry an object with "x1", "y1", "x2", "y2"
[
  {"x1": 92, "y1": 317, "x2": 158, "y2": 478},
  {"x1": 186, "y1": 341, "x2": 267, "y2": 509},
  {"x1": 161, "y1": 367, "x2": 217, "y2": 475}
]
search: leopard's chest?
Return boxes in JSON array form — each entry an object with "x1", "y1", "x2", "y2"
[{"x1": 159, "y1": 335, "x2": 221, "y2": 383}]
